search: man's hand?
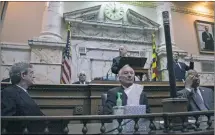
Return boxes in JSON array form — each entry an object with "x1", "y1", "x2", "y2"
[{"x1": 185, "y1": 75, "x2": 194, "y2": 90}]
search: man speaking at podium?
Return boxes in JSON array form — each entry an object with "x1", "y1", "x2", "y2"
[{"x1": 111, "y1": 45, "x2": 129, "y2": 75}]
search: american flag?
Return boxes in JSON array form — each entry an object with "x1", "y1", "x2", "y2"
[{"x1": 60, "y1": 23, "x2": 72, "y2": 84}]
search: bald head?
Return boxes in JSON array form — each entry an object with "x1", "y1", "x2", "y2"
[
  {"x1": 119, "y1": 45, "x2": 128, "y2": 57},
  {"x1": 118, "y1": 65, "x2": 135, "y2": 87},
  {"x1": 78, "y1": 71, "x2": 86, "y2": 82}
]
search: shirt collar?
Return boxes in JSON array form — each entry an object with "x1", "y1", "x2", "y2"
[
  {"x1": 122, "y1": 83, "x2": 134, "y2": 89},
  {"x1": 186, "y1": 87, "x2": 200, "y2": 92},
  {"x1": 16, "y1": 85, "x2": 28, "y2": 93}
]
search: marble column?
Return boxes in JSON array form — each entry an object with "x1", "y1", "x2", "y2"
[
  {"x1": 28, "y1": 2, "x2": 66, "y2": 84},
  {"x1": 39, "y1": 2, "x2": 64, "y2": 42},
  {"x1": 156, "y1": 2, "x2": 175, "y2": 46}
]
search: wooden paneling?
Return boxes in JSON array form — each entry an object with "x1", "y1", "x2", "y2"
[{"x1": 1, "y1": 82, "x2": 213, "y2": 115}]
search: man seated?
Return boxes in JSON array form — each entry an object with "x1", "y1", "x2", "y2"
[
  {"x1": 73, "y1": 71, "x2": 89, "y2": 84},
  {"x1": 177, "y1": 70, "x2": 214, "y2": 111},
  {"x1": 1, "y1": 62, "x2": 66, "y2": 134},
  {"x1": 104, "y1": 64, "x2": 150, "y2": 115}
]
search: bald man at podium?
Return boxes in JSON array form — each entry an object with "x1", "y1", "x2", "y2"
[{"x1": 111, "y1": 45, "x2": 129, "y2": 75}]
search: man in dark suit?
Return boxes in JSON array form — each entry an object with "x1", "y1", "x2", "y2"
[
  {"x1": 1, "y1": 62, "x2": 66, "y2": 134},
  {"x1": 111, "y1": 45, "x2": 129, "y2": 74},
  {"x1": 73, "y1": 71, "x2": 89, "y2": 84},
  {"x1": 202, "y1": 26, "x2": 214, "y2": 51},
  {"x1": 104, "y1": 65, "x2": 150, "y2": 115},
  {"x1": 170, "y1": 52, "x2": 194, "y2": 82},
  {"x1": 177, "y1": 70, "x2": 214, "y2": 111}
]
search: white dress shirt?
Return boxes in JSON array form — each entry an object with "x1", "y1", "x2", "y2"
[
  {"x1": 123, "y1": 84, "x2": 134, "y2": 96},
  {"x1": 122, "y1": 84, "x2": 143, "y2": 106}
]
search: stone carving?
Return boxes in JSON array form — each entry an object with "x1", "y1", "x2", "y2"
[{"x1": 64, "y1": 6, "x2": 159, "y2": 44}]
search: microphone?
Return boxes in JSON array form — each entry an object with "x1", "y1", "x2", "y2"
[
  {"x1": 106, "y1": 68, "x2": 112, "y2": 80},
  {"x1": 162, "y1": 11, "x2": 177, "y2": 98}
]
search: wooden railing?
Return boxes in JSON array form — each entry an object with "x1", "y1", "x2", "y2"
[
  {"x1": 1, "y1": 111, "x2": 214, "y2": 134},
  {"x1": 1, "y1": 82, "x2": 214, "y2": 115}
]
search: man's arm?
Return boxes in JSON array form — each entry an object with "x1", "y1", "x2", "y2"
[
  {"x1": 1, "y1": 91, "x2": 16, "y2": 116},
  {"x1": 103, "y1": 90, "x2": 116, "y2": 115},
  {"x1": 111, "y1": 58, "x2": 119, "y2": 74},
  {"x1": 185, "y1": 61, "x2": 194, "y2": 71},
  {"x1": 140, "y1": 91, "x2": 151, "y2": 113},
  {"x1": 202, "y1": 32, "x2": 207, "y2": 42}
]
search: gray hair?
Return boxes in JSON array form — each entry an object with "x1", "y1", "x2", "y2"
[
  {"x1": 185, "y1": 69, "x2": 197, "y2": 78},
  {"x1": 9, "y1": 62, "x2": 32, "y2": 84},
  {"x1": 118, "y1": 64, "x2": 133, "y2": 75}
]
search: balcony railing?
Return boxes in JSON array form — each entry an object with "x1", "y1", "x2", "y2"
[{"x1": 1, "y1": 110, "x2": 214, "y2": 134}]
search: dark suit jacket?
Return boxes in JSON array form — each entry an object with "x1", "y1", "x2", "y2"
[
  {"x1": 103, "y1": 86, "x2": 150, "y2": 115},
  {"x1": 177, "y1": 87, "x2": 214, "y2": 111},
  {"x1": 172, "y1": 61, "x2": 194, "y2": 81},
  {"x1": 1, "y1": 85, "x2": 66, "y2": 134},
  {"x1": 202, "y1": 31, "x2": 214, "y2": 51},
  {"x1": 111, "y1": 56, "x2": 122, "y2": 74},
  {"x1": 72, "y1": 81, "x2": 89, "y2": 84}
]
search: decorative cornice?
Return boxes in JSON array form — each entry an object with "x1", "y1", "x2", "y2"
[
  {"x1": 0, "y1": 42, "x2": 30, "y2": 50},
  {"x1": 171, "y1": 6, "x2": 214, "y2": 18},
  {"x1": 63, "y1": 5, "x2": 101, "y2": 21},
  {"x1": 122, "y1": 2, "x2": 214, "y2": 18},
  {"x1": 184, "y1": 55, "x2": 214, "y2": 62},
  {"x1": 71, "y1": 35, "x2": 152, "y2": 44},
  {"x1": 127, "y1": 9, "x2": 160, "y2": 28},
  {"x1": 28, "y1": 39, "x2": 66, "y2": 48}
]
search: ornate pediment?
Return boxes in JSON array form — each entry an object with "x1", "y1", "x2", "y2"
[
  {"x1": 126, "y1": 9, "x2": 160, "y2": 28},
  {"x1": 63, "y1": 5, "x2": 160, "y2": 43},
  {"x1": 63, "y1": 5, "x2": 101, "y2": 22}
]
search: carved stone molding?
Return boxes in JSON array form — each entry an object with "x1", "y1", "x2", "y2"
[
  {"x1": 184, "y1": 55, "x2": 214, "y2": 62},
  {"x1": 64, "y1": 5, "x2": 101, "y2": 21},
  {"x1": 171, "y1": 6, "x2": 214, "y2": 18},
  {"x1": 0, "y1": 42, "x2": 30, "y2": 50},
  {"x1": 127, "y1": 9, "x2": 160, "y2": 27},
  {"x1": 122, "y1": 2, "x2": 214, "y2": 18},
  {"x1": 28, "y1": 39, "x2": 66, "y2": 48},
  {"x1": 64, "y1": 6, "x2": 159, "y2": 44},
  {"x1": 157, "y1": 45, "x2": 188, "y2": 57}
]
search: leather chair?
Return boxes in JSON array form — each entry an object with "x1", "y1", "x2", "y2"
[
  {"x1": 101, "y1": 93, "x2": 107, "y2": 106},
  {"x1": 99, "y1": 93, "x2": 107, "y2": 115}
]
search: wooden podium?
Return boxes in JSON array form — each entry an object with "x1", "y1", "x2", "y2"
[{"x1": 119, "y1": 57, "x2": 148, "y2": 81}]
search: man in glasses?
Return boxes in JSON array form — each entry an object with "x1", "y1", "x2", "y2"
[
  {"x1": 177, "y1": 70, "x2": 214, "y2": 111},
  {"x1": 73, "y1": 71, "x2": 89, "y2": 84}
]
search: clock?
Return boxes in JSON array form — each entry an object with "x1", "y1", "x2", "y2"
[{"x1": 104, "y1": 3, "x2": 124, "y2": 21}]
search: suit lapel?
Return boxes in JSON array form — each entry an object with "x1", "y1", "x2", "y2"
[
  {"x1": 199, "y1": 87, "x2": 210, "y2": 109},
  {"x1": 191, "y1": 88, "x2": 209, "y2": 110},
  {"x1": 191, "y1": 88, "x2": 202, "y2": 111}
]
